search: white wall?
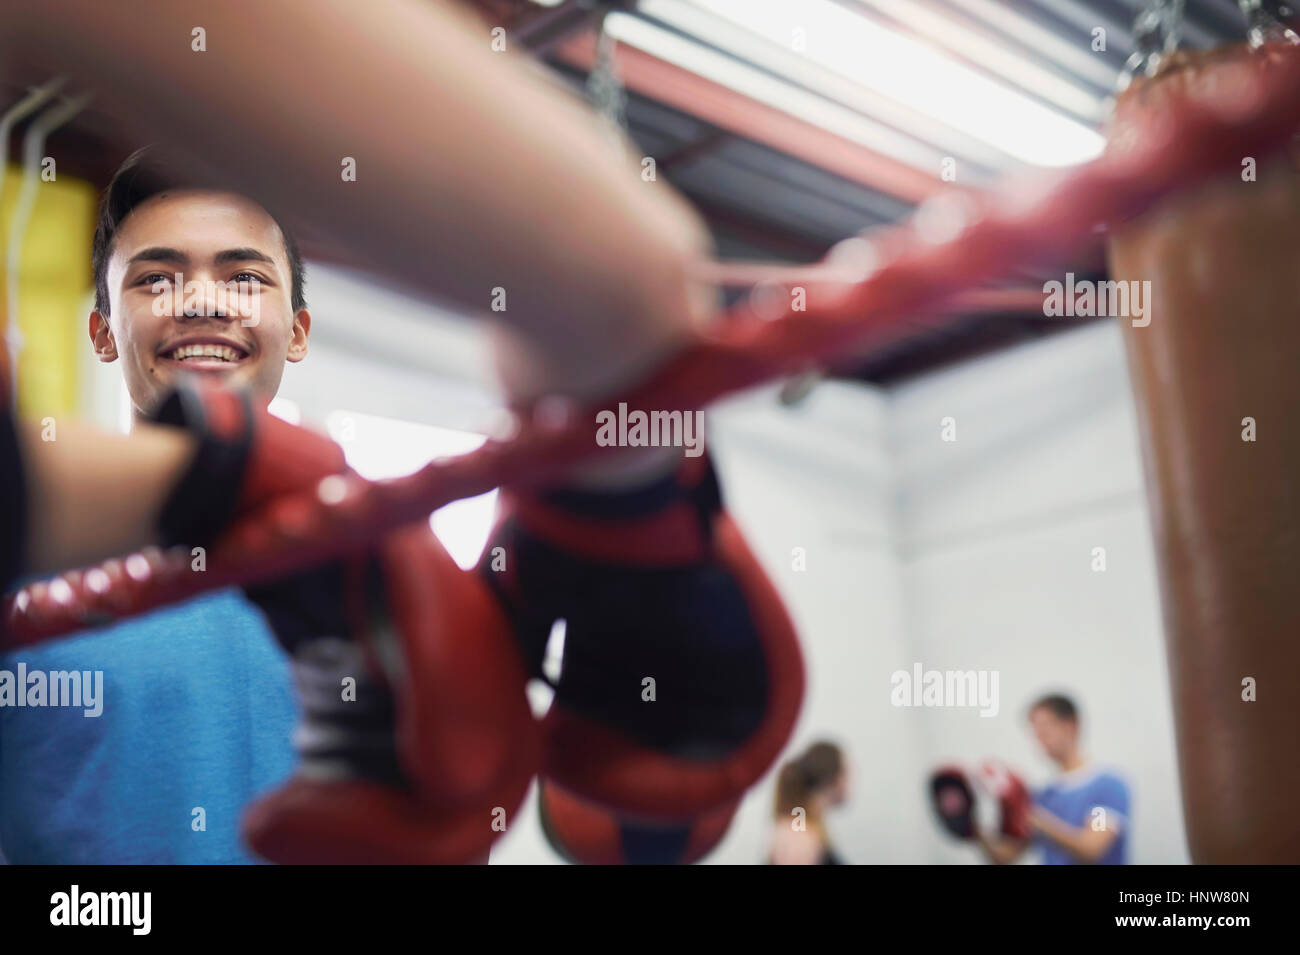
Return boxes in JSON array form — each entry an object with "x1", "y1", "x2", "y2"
[
  {"x1": 79, "y1": 263, "x2": 1186, "y2": 864},
  {"x1": 700, "y1": 382, "x2": 924, "y2": 864},
  {"x1": 890, "y1": 321, "x2": 1187, "y2": 865}
]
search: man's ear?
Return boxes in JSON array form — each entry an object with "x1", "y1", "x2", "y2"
[
  {"x1": 286, "y1": 309, "x2": 311, "y2": 363},
  {"x1": 89, "y1": 311, "x2": 118, "y2": 362}
]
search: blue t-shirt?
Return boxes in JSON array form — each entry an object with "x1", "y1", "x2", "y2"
[
  {"x1": 1035, "y1": 768, "x2": 1131, "y2": 865},
  {"x1": 0, "y1": 589, "x2": 298, "y2": 864}
]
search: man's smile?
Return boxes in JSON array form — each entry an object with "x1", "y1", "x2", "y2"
[{"x1": 157, "y1": 336, "x2": 252, "y2": 372}]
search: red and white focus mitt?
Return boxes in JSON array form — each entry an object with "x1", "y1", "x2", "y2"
[{"x1": 978, "y1": 760, "x2": 1033, "y2": 841}]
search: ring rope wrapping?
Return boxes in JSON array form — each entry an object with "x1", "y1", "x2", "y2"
[{"x1": 5, "y1": 44, "x2": 1300, "y2": 648}]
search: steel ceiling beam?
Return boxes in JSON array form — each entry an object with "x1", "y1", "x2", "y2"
[{"x1": 553, "y1": 28, "x2": 948, "y2": 205}]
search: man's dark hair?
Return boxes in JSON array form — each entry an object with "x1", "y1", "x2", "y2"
[
  {"x1": 1029, "y1": 693, "x2": 1079, "y2": 724},
  {"x1": 91, "y1": 147, "x2": 306, "y2": 316}
]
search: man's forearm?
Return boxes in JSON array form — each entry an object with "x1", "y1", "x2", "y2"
[
  {"x1": 975, "y1": 831, "x2": 1024, "y2": 865},
  {"x1": 1029, "y1": 808, "x2": 1111, "y2": 864},
  {"x1": 18, "y1": 420, "x2": 194, "y2": 575},
  {"x1": 2, "y1": 0, "x2": 713, "y2": 399}
]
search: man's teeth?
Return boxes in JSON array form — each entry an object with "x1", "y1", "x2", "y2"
[{"x1": 168, "y1": 344, "x2": 243, "y2": 362}]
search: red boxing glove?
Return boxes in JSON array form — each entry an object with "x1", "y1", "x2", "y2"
[
  {"x1": 538, "y1": 779, "x2": 739, "y2": 866},
  {"x1": 243, "y1": 521, "x2": 541, "y2": 864},
  {"x1": 2, "y1": 381, "x2": 350, "y2": 643},
  {"x1": 150, "y1": 384, "x2": 542, "y2": 863},
  {"x1": 149, "y1": 382, "x2": 349, "y2": 548},
  {"x1": 481, "y1": 453, "x2": 804, "y2": 863},
  {"x1": 979, "y1": 761, "x2": 1033, "y2": 841}
]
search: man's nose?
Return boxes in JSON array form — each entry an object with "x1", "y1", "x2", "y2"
[{"x1": 179, "y1": 277, "x2": 234, "y2": 319}]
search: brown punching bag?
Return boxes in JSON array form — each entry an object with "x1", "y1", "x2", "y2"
[{"x1": 1107, "y1": 44, "x2": 1300, "y2": 863}]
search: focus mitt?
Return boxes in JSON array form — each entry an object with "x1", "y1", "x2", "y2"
[{"x1": 930, "y1": 765, "x2": 977, "y2": 839}]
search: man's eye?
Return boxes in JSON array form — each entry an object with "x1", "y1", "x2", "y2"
[
  {"x1": 141, "y1": 273, "x2": 172, "y2": 287},
  {"x1": 233, "y1": 272, "x2": 263, "y2": 285}
]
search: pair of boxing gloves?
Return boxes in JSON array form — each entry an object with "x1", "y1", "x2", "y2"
[
  {"x1": 930, "y1": 762, "x2": 1032, "y2": 842},
  {"x1": 4, "y1": 382, "x2": 803, "y2": 864},
  {"x1": 187, "y1": 384, "x2": 803, "y2": 865}
]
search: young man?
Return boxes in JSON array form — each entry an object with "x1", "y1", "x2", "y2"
[
  {"x1": 0, "y1": 151, "x2": 309, "y2": 863},
  {"x1": 978, "y1": 694, "x2": 1131, "y2": 865}
]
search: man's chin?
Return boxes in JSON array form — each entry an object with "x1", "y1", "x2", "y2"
[
  {"x1": 178, "y1": 365, "x2": 247, "y2": 380},
  {"x1": 154, "y1": 360, "x2": 257, "y2": 395}
]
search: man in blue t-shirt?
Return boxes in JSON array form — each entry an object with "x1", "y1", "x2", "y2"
[
  {"x1": 977, "y1": 694, "x2": 1131, "y2": 865},
  {"x1": 0, "y1": 148, "x2": 310, "y2": 863}
]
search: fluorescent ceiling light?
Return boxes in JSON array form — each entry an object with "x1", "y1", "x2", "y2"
[
  {"x1": 604, "y1": 12, "x2": 950, "y2": 173},
  {"x1": 637, "y1": 0, "x2": 1105, "y2": 167},
  {"x1": 615, "y1": 5, "x2": 1012, "y2": 172},
  {"x1": 851, "y1": 0, "x2": 1109, "y2": 120},
  {"x1": 938, "y1": 0, "x2": 1120, "y2": 88}
]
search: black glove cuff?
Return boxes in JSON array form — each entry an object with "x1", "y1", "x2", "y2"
[
  {"x1": 0, "y1": 410, "x2": 26, "y2": 592},
  {"x1": 153, "y1": 386, "x2": 254, "y2": 549},
  {"x1": 541, "y1": 455, "x2": 721, "y2": 518},
  {"x1": 532, "y1": 456, "x2": 726, "y2": 557},
  {"x1": 289, "y1": 635, "x2": 405, "y2": 787}
]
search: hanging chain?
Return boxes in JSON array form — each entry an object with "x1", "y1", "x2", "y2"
[
  {"x1": 1118, "y1": 0, "x2": 1186, "y2": 91},
  {"x1": 1239, "y1": 0, "x2": 1300, "y2": 47},
  {"x1": 587, "y1": 10, "x2": 627, "y2": 133}
]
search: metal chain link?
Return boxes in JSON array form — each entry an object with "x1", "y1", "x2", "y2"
[
  {"x1": 1118, "y1": 0, "x2": 1186, "y2": 91},
  {"x1": 1239, "y1": 0, "x2": 1300, "y2": 48},
  {"x1": 586, "y1": 11, "x2": 627, "y2": 133}
]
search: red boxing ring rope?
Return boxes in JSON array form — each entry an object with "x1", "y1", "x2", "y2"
[{"x1": 6, "y1": 45, "x2": 1300, "y2": 648}]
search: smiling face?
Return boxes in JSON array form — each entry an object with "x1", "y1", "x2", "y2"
[{"x1": 91, "y1": 189, "x2": 309, "y2": 417}]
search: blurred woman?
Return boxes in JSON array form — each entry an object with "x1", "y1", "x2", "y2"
[{"x1": 769, "y1": 741, "x2": 850, "y2": 865}]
